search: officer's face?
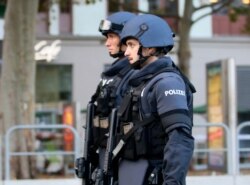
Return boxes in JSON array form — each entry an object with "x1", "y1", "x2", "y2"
[
  {"x1": 124, "y1": 39, "x2": 140, "y2": 64},
  {"x1": 105, "y1": 33, "x2": 121, "y2": 55}
]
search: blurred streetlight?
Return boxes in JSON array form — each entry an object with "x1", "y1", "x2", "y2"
[
  {"x1": 242, "y1": 0, "x2": 250, "y2": 4},
  {"x1": 210, "y1": 0, "x2": 219, "y2": 3}
]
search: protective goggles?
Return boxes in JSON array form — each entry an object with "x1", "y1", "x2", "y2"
[{"x1": 99, "y1": 19, "x2": 124, "y2": 32}]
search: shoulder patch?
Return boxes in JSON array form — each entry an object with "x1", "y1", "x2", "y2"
[{"x1": 165, "y1": 89, "x2": 186, "y2": 96}]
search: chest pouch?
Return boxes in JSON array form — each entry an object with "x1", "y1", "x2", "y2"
[
  {"x1": 120, "y1": 119, "x2": 165, "y2": 161},
  {"x1": 93, "y1": 83, "x2": 117, "y2": 147},
  {"x1": 92, "y1": 116, "x2": 110, "y2": 147},
  {"x1": 96, "y1": 85, "x2": 114, "y2": 116},
  {"x1": 117, "y1": 83, "x2": 166, "y2": 160}
]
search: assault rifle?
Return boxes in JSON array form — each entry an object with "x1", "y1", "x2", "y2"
[
  {"x1": 94, "y1": 108, "x2": 118, "y2": 185},
  {"x1": 75, "y1": 103, "x2": 96, "y2": 185},
  {"x1": 103, "y1": 108, "x2": 118, "y2": 185}
]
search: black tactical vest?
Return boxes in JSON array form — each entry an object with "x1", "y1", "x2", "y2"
[
  {"x1": 116, "y1": 64, "x2": 196, "y2": 160},
  {"x1": 91, "y1": 65, "x2": 132, "y2": 147}
]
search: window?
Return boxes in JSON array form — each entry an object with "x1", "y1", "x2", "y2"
[
  {"x1": 107, "y1": 0, "x2": 178, "y2": 32},
  {"x1": 36, "y1": 64, "x2": 73, "y2": 103},
  {"x1": 38, "y1": 0, "x2": 71, "y2": 13},
  {"x1": 37, "y1": 0, "x2": 72, "y2": 35},
  {"x1": 108, "y1": 0, "x2": 138, "y2": 13},
  {"x1": 0, "y1": 0, "x2": 7, "y2": 18},
  {"x1": 148, "y1": 0, "x2": 178, "y2": 33},
  {"x1": 148, "y1": 0, "x2": 178, "y2": 16}
]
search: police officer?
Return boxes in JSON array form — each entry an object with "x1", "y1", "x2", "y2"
[
  {"x1": 75, "y1": 11, "x2": 136, "y2": 183},
  {"x1": 114, "y1": 14, "x2": 196, "y2": 185},
  {"x1": 94, "y1": 10, "x2": 136, "y2": 169}
]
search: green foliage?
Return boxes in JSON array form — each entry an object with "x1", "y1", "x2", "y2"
[
  {"x1": 244, "y1": 15, "x2": 250, "y2": 34},
  {"x1": 0, "y1": 0, "x2": 6, "y2": 18},
  {"x1": 108, "y1": 0, "x2": 136, "y2": 12},
  {"x1": 228, "y1": 7, "x2": 238, "y2": 22},
  {"x1": 229, "y1": 5, "x2": 250, "y2": 34}
]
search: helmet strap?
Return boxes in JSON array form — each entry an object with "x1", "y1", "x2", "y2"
[
  {"x1": 109, "y1": 42, "x2": 124, "y2": 58},
  {"x1": 131, "y1": 46, "x2": 150, "y2": 69},
  {"x1": 110, "y1": 50, "x2": 124, "y2": 58}
]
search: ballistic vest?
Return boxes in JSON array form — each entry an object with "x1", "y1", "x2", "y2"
[
  {"x1": 117, "y1": 64, "x2": 196, "y2": 160},
  {"x1": 91, "y1": 63, "x2": 132, "y2": 147}
]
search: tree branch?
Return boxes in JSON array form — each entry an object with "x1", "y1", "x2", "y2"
[
  {"x1": 192, "y1": 0, "x2": 234, "y2": 25},
  {"x1": 114, "y1": 2, "x2": 179, "y2": 18}
]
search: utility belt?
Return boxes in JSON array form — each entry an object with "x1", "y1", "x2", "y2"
[
  {"x1": 114, "y1": 118, "x2": 165, "y2": 161},
  {"x1": 93, "y1": 116, "x2": 109, "y2": 147}
]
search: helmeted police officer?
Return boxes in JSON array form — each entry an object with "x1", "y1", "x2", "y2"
[
  {"x1": 82, "y1": 11, "x2": 136, "y2": 183},
  {"x1": 114, "y1": 14, "x2": 196, "y2": 185}
]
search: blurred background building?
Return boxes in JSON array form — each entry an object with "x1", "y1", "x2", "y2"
[
  {"x1": 0, "y1": 0, "x2": 250, "y2": 178},
  {"x1": 0, "y1": 0, "x2": 249, "y2": 112}
]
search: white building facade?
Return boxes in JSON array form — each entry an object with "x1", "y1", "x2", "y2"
[{"x1": 0, "y1": 0, "x2": 249, "y2": 112}]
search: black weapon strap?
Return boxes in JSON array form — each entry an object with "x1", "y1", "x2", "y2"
[{"x1": 112, "y1": 115, "x2": 156, "y2": 159}]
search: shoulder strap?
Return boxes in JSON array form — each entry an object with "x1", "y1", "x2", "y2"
[
  {"x1": 117, "y1": 81, "x2": 146, "y2": 121},
  {"x1": 117, "y1": 89, "x2": 133, "y2": 119}
]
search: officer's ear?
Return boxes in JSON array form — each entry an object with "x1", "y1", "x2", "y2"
[
  {"x1": 148, "y1": 47, "x2": 157, "y2": 56},
  {"x1": 141, "y1": 47, "x2": 153, "y2": 56},
  {"x1": 121, "y1": 44, "x2": 127, "y2": 52}
]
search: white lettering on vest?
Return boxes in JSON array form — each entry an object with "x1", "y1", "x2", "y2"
[
  {"x1": 102, "y1": 79, "x2": 114, "y2": 86},
  {"x1": 165, "y1": 89, "x2": 185, "y2": 97}
]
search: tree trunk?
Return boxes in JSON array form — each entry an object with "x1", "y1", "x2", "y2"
[
  {"x1": 0, "y1": 0, "x2": 38, "y2": 179},
  {"x1": 177, "y1": 1, "x2": 194, "y2": 78}
]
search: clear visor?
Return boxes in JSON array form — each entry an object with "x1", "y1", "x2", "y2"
[{"x1": 99, "y1": 20, "x2": 112, "y2": 31}]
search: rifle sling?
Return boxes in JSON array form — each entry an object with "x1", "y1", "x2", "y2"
[{"x1": 112, "y1": 116, "x2": 155, "y2": 159}]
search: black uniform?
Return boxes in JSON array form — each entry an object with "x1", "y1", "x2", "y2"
[
  {"x1": 91, "y1": 57, "x2": 134, "y2": 169},
  {"x1": 116, "y1": 56, "x2": 196, "y2": 185}
]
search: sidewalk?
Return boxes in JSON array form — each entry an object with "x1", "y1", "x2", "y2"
[
  {"x1": 2, "y1": 175, "x2": 250, "y2": 185},
  {"x1": 2, "y1": 179, "x2": 81, "y2": 185}
]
